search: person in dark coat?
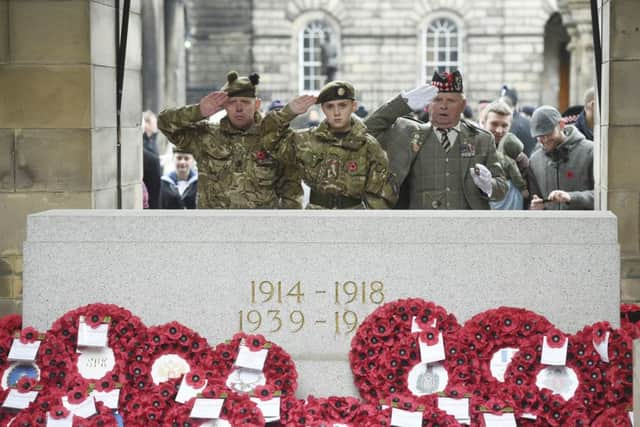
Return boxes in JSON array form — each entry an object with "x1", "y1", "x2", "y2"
[
  {"x1": 143, "y1": 146, "x2": 162, "y2": 209},
  {"x1": 159, "y1": 152, "x2": 198, "y2": 209},
  {"x1": 575, "y1": 87, "x2": 595, "y2": 141}
]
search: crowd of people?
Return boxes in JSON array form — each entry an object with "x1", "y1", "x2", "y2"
[{"x1": 141, "y1": 69, "x2": 594, "y2": 211}]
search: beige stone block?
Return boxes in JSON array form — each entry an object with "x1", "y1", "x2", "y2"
[
  {"x1": 607, "y1": 125, "x2": 640, "y2": 191},
  {"x1": 15, "y1": 129, "x2": 91, "y2": 192},
  {"x1": 10, "y1": 0, "x2": 90, "y2": 63},
  {"x1": 93, "y1": 187, "x2": 117, "y2": 208},
  {"x1": 0, "y1": 66, "x2": 91, "y2": 129},
  {"x1": 0, "y1": 192, "x2": 91, "y2": 254},
  {"x1": 0, "y1": 257, "x2": 12, "y2": 298},
  {"x1": 13, "y1": 255, "x2": 22, "y2": 275},
  {"x1": 120, "y1": 127, "x2": 142, "y2": 186},
  {"x1": 91, "y1": 128, "x2": 117, "y2": 190},
  {"x1": 121, "y1": 182, "x2": 142, "y2": 209},
  {"x1": 0, "y1": 298, "x2": 21, "y2": 317},
  {"x1": 0, "y1": 129, "x2": 13, "y2": 191},
  {"x1": 90, "y1": 1, "x2": 116, "y2": 67},
  {"x1": 93, "y1": 65, "x2": 116, "y2": 128},
  {"x1": 13, "y1": 273, "x2": 22, "y2": 298},
  {"x1": 608, "y1": 190, "x2": 640, "y2": 256},
  {"x1": 0, "y1": 0, "x2": 8, "y2": 63},
  {"x1": 611, "y1": 0, "x2": 640, "y2": 60},
  {"x1": 601, "y1": 59, "x2": 610, "y2": 126},
  {"x1": 622, "y1": 277, "x2": 640, "y2": 303},
  {"x1": 126, "y1": 13, "x2": 142, "y2": 71},
  {"x1": 609, "y1": 60, "x2": 640, "y2": 126},
  {"x1": 121, "y1": 69, "x2": 142, "y2": 128}
]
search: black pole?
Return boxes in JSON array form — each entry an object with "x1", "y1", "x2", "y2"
[
  {"x1": 590, "y1": 0, "x2": 602, "y2": 111},
  {"x1": 115, "y1": 0, "x2": 131, "y2": 209}
]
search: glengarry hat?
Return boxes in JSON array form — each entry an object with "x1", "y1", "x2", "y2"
[{"x1": 431, "y1": 70, "x2": 463, "y2": 93}]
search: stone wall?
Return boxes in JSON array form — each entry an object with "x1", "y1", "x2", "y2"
[
  {"x1": 0, "y1": 0, "x2": 142, "y2": 316},
  {"x1": 186, "y1": 0, "x2": 587, "y2": 112},
  {"x1": 600, "y1": 0, "x2": 640, "y2": 302}
]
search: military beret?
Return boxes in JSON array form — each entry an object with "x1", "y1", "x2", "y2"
[
  {"x1": 431, "y1": 70, "x2": 463, "y2": 93},
  {"x1": 317, "y1": 81, "x2": 356, "y2": 104},
  {"x1": 221, "y1": 71, "x2": 259, "y2": 98}
]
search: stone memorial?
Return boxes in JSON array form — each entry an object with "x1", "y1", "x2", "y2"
[{"x1": 23, "y1": 210, "x2": 619, "y2": 397}]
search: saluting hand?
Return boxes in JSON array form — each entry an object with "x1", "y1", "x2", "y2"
[
  {"x1": 199, "y1": 91, "x2": 228, "y2": 117},
  {"x1": 287, "y1": 95, "x2": 317, "y2": 115}
]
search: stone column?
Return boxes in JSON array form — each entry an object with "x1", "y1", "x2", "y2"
[
  {"x1": 0, "y1": 0, "x2": 142, "y2": 315},
  {"x1": 600, "y1": 0, "x2": 640, "y2": 303},
  {"x1": 164, "y1": 0, "x2": 186, "y2": 109},
  {"x1": 142, "y1": 0, "x2": 165, "y2": 113}
]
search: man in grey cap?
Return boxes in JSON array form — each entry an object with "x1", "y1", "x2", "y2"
[{"x1": 528, "y1": 105, "x2": 594, "y2": 210}]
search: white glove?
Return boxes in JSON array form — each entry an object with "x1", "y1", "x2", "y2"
[
  {"x1": 470, "y1": 163, "x2": 493, "y2": 197},
  {"x1": 401, "y1": 85, "x2": 438, "y2": 111}
]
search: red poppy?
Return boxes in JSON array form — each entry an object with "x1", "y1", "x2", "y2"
[
  {"x1": 184, "y1": 369, "x2": 206, "y2": 389},
  {"x1": 84, "y1": 313, "x2": 105, "y2": 329},
  {"x1": 347, "y1": 160, "x2": 358, "y2": 172},
  {"x1": 246, "y1": 334, "x2": 266, "y2": 351},
  {"x1": 566, "y1": 170, "x2": 575, "y2": 179},
  {"x1": 49, "y1": 405, "x2": 70, "y2": 420},
  {"x1": 19, "y1": 326, "x2": 40, "y2": 344},
  {"x1": 15, "y1": 376, "x2": 34, "y2": 392},
  {"x1": 67, "y1": 385, "x2": 88, "y2": 404},
  {"x1": 256, "y1": 150, "x2": 268, "y2": 161},
  {"x1": 546, "y1": 329, "x2": 567, "y2": 349},
  {"x1": 253, "y1": 384, "x2": 274, "y2": 401},
  {"x1": 419, "y1": 327, "x2": 440, "y2": 346}
]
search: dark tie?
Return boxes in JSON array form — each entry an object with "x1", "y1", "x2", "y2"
[{"x1": 437, "y1": 128, "x2": 452, "y2": 152}]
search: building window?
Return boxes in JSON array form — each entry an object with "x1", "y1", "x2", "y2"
[
  {"x1": 424, "y1": 17, "x2": 462, "y2": 79},
  {"x1": 299, "y1": 20, "x2": 334, "y2": 93}
]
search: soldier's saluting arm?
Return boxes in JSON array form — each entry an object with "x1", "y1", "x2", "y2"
[
  {"x1": 157, "y1": 91, "x2": 229, "y2": 159},
  {"x1": 260, "y1": 95, "x2": 317, "y2": 151}
]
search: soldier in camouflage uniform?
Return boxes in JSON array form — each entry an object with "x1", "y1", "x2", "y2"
[
  {"x1": 158, "y1": 71, "x2": 315, "y2": 209},
  {"x1": 265, "y1": 81, "x2": 398, "y2": 209},
  {"x1": 365, "y1": 71, "x2": 507, "y2": 209}
]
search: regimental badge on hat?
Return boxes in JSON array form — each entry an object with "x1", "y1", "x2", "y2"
[
  {"x1": 431, "y1": 70, "x2": 463, "y2": 93},
  {"x1": 221, "y1": 71, "x2": 260, "y2": 98}
]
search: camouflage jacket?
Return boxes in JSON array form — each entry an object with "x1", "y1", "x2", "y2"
[
  {"x1": 270, "y1": 118, "x2": 398, "y2": 209},
  {"x1": 157, "y1": 104, "x2": 302, "y2": 209}
]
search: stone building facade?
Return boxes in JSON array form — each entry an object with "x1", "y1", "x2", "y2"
[{"x1": 185, "y1": 0, "x2": 595, "y2": 114}]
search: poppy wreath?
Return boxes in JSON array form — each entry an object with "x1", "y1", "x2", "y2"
[
  {"x1": 570, "y1": 321, "x2": 633, "y2": 416},
  {"x1": 123, "y1": 321, "x2": 212, "y2": 405},
  {"x1": 39, "y1": 303, "x2": 147, "y2": 390},
  {"x1": 620, "y1": 303, "x2": 640, "y2": 339},
  {"x1": 0, "y1": 324, "x2": 43, "y2": 394},
  {"x1": 277, "y1": 396, "x2": 313, "y2": 426},
  {"x1": 0, "y1": 377, "x2": 45, "y2": 426},
  {"x1": 6, "y1": 383, "x2": 119, "y2": 427},
  {"x1": 590, "y1": 404, "x2": 632, "y2": 427},
  {"x1": 454, "y1": 307, "x2": 554, "y2": 393},
  {"x1": 0, "y1": 315, "x2": 22, "y2": 337},
  {"x1": 502, "y1": 331, "x2": 592, "y2": 426},
  {"x1": 369, "y1": 394, "x2": 462, "y2": 426},
  {"x1": 349, "y1": 298, "x2": 460, "y2": 403},
  {"x1": 210, "y1": 332, "x2": 297, "y2": 397},
  {"x1": 301, "y1": 395, "x2": 380, "y2": 426},
  {"x1": 164, "y1": 381, "x2": 265, "y2": 427},
  {"x1": 120, "y1": 375, "x2": 182, "y2": 426}
]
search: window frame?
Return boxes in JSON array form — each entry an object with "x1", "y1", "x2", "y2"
[
  {"x1": 421, "y1": 13, "x2": 464, "y2": 83},
  {"x1": 298, "y1": 19, "x2": 336, "y2": 94}
]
